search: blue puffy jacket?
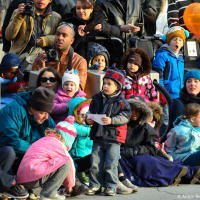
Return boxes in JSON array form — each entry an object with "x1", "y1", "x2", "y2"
[
  {"x1": 0, "y1": 91, "x2": 55, "y2": 155},
  {"x1": 152, "y1": 44, "x2": 184, "y2": 99}
]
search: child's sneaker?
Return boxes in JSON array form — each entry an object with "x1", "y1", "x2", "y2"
[
  {"x1": 171, "y1": 166, "x2": 188, "y2": 186},
  {"x1": 105, "y1": 187, "x2": 116, "y2": 196},
  {"x1": 116, "y1": 181, "x2": 133, "y2": 195},
  {"x1": 78, "y1": 172, "x2": 89, "y2": 186},
  {"x1": 190, "y1": 167, "x2": 200, "y2": 184},
  {"x1": 4, "y1": 184, "x2": 29, "y2": 199},
  {"x1": 40, "y1": 192, "x2": 65, "y2": 200},
  {"x1": 85, "y1": 187, "x2": 100, "y2": 195},
  {"x1": 121, "y1": 178, "x2": 138, "y2": 192}
]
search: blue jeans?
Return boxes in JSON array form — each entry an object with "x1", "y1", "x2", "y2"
[
  {"x1": 183, "y1": 151, "x2": 200, "y2": 166},
  {"x1": 89, "y1": 141, "x2": 121, "y2": 189},
  {"x1": 0, "y1": 146, "x2": 16, "y2": 190}
]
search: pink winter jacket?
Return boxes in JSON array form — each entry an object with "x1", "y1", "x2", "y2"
[
  {"x1": 51, "y1": 86, "x2": 86, "y2": 123},
  {"x1": 16, "y1": 135, "x2": 75, "y2": 188}
]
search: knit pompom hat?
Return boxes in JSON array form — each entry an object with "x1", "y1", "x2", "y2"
[
  {"x1": 162, "y1": 26, "x2": 189, "y2": 44},
  {"x1": 184, "y1": 70, "x2": 200, "y2": 85},
  {"x1": 28, "y1": 87, "x2": 56, "y2": 113},
  {"x1": 104, "y1": 66, "x2": 125, "y2": 90},
  {"x1": 62, "y1": 70, "x2": 80, "y2": 92},
  {"x1": 55, "y1": 116, "x2": 77, "y2": 150}
]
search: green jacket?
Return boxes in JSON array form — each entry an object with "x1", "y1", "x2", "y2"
[
  {"x1": 0, "y1": 91, "x2": 56, "y2": 155},
  {"x1": 5, "y1": 8, "x2": 61, "y2": 55}
]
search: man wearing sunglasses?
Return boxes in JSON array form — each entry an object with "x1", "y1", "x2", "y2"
[{"x1": 32, "y1": 23, "x2": 88, "y2": 90}]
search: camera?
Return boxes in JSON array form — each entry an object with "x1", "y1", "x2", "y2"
[
  {"x1": 83, "y1": 22, "x2": 96, "y2": 33},
  {"x1": 46, "y1": 49, "x2": 59, "y2": 62},
  {"x1": 24, "y1": 1, "x2": 34, "y2": 16}
]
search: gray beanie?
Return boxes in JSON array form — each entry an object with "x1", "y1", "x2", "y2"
[{"x1": 28, "y1": 87, "x2": 55, "y2": 113}]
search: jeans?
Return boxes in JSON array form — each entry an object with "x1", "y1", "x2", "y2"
[
  {"x1": 159, "y1": 104, "x2": 169, "y2": 139},
  {"x1": 0, "y1": 146, "x2": 16, "y2": 190},
  {"x1": 89, "y1": 141, "x2": 121, "y2": 189},
  {"x1": 23, "y1": 162, "x2": 70, "y2": 197},
  {"x1": 183, "y1": 151, "x2": 200, "y2": 166}
]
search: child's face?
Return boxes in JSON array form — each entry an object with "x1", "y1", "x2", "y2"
[
  {"x1": 190, "y1": 113, "x2": 200, "y2": 127},
  {"x1": 78, "y1": 113, "x2": 86, "y2": 124},
  {"x1": 127, "y1": 62, "x2": 139, "y2": 74},
  {"x1": 186, "y1": 78, "x2": 200, "y2": 96},
  {"x1": 63, "y1": 81, "x2": 76, "y2": 97},
  {"x1": 169, "y1": 37, "x2": 184, "y2": 53},
  {"x1": 131, "y1": 109, "x2": 140, "y2": 121},
  {"x1": 103, "y1": 78, "x2": 118, "y2": 96},
  {"x1": 93, "y1": 55, "x2": 106, "y2": 72},
  {"x1": 2, "y1": 67, "x2": 18, "y2": 80},
  {"x1": 76, "y1": 0, "x2": 93, "y2": 21}
]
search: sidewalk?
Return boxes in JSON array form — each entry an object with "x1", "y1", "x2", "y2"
[{"x1": 72, "y1": 185, "x2": 200, "y2": 200}]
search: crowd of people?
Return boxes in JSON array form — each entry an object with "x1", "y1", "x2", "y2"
[{"x1": 0, "y1": 0, "x2": 200, "y2": 199}]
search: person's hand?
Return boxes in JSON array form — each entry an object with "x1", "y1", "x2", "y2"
[
  {"x1": 86, "y1": 117, "x2": 94, "y2": 125},
  {"x1": 36, "y1": 38, "x2": 43, "y2": 47},
  {"x1": 101, "y1": 116, "x2": 111, "y2": 125},
  {"x1": 94, "y1": 24, "x2": 102, "y2": 32},
  {"x1": 78, "y1": 25, "x2": 89, "y2": 36},
  {"x1": 17, "y1": 3, "x2": 25, "y2": 15},
  {"x1": 35, "y1": 51, "x2": 47, "y2": 70},
  {"x1": 120, "y1": 24, "x2": 140, "y2": 33}
]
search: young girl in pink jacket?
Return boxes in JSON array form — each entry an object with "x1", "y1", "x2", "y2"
[
  {"x1": 51, "y1": 70, "x2": 86, "y2": 124},
  {"x1": 16, "y1": 116, "x2": 77, "y2": 200}
]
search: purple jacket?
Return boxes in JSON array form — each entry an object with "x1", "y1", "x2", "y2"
[{"x1": 51, "y1": 86, "x2": 86, "y2": 123}]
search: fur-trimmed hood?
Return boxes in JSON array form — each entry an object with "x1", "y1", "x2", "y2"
[
  {"x1": 121, "y1": 48, "x2": 152, "y2": 76},
  {"x1": 128, "y1": 98, "x2": 153, "y2": 126}
]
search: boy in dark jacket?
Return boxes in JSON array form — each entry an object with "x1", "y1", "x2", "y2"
[{"x1": 85, "y1": 67, "x2": 131, "y2": 196}]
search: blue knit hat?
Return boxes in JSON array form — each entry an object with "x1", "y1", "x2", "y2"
[
  {"x1": 184, "y1": 70, "x2": 200, "y2": 85},
  {"x1": 0, "y1": 53, "x2": 20, "y2": 72}
]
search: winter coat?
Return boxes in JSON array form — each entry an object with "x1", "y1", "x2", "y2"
[
  {"x1": 123, "y1": 75, "x2": 158, "y2": 102},
  {"x1": 165, "y1": 117, "x2": 200, "y2": 162},
  {"x1": 62, "y1": 7, "x2": 119, "y2": 58},
  {"x1": 89, "y1": 91, "x2": 131, "y2": 143},
  {"x1": 5, "y1": 6, "x2": 61, "y2": 55},
  {"x1": 17, "y1": 135, "x2": 75, "y2": 188},
  {"x1": 52, "y1": 87, "x2": 86, "y2": 124},
  {"x1": 120, "y1": 99, "x2": 163, "y2": 158},
  {"x1": 68, "y1": 97, "x2": 93, "y2": 159},
  {"x1": 152, "y1": 44, "x2": 184, "y2": 99},
  {"x1": 0, "y1": 92, "x2": 56, "y2": 155},
  {"x1": 2, "y1": 0, "x2": 74, "y2": 52},
  {"x1": 98, "y1": 0, "x2": 144, "y2": 50}
]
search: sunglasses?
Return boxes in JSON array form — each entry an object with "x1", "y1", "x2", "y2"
[{"x1": 40, "y1": 77, "x2": 57, "y2": 83}]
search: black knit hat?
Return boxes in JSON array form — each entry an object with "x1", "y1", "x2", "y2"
[{"x1": 28, "y1": 87, "x2": 56, "y2": 113}]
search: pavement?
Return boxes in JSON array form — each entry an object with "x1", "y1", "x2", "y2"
[{"x1": 1, "y1": 43, "x2": 200, "y2": 200}]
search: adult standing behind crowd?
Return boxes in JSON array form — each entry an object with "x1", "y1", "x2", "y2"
[
  {"x1": 5, "y1": 0, "x2": 61, "y2": 72},
  {"x1": 168, "y1": 0, "x2": 200, "y2": 30},
  {"x1": 32, "y1": 23, "x2": 88, "y2": 90},
  {"x1": 0, "y1": 87, "x2": 56, "y2": 170},
  {"x1": 169, "y1": 70, "x2": 200, "y2": 130},
  {"x1": 2, "y1": 0, "x2": 74, "y2": 53},
  {"x1": 97, "y1": 0, "x2": 160, "y2": 50}
]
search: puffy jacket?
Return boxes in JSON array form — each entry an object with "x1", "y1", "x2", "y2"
[
  {"x1": 17, "y1": 135, "x2": 75, "y2": 188},
  {"x1": 52, "y1": 87, "x2": 86, "y2": 123},
  {"x1": 165, "y1": 117, "x2": 200, "y2": 162},
  {"x1": 68, "y1": 97, "x2": 93, "y2": 159},
  {"x1": 0, "y1": 92, "x2": 55, "y2": 155},
  {"x1": 152, "y1": 44, "x2": 184, "y2": 99},
  {"x1": 89, "y1": 91, "x2": 131, "y2": 143},
  {"x1": 5, "y1": 6, "x2": 61, "y2": 55}
]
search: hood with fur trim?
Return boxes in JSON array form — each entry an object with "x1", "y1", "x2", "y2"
[{"x1": 128, "y1": 98, "x2": 153, "y2": 126}]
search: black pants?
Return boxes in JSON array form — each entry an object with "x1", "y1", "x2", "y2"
[{"x1": 0, "y1": 146, "x2": 16, "y2": 191}]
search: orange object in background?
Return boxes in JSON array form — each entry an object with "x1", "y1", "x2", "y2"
[{"x1": 183, "y1": 3, "x2": 200, "y2": 36}]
